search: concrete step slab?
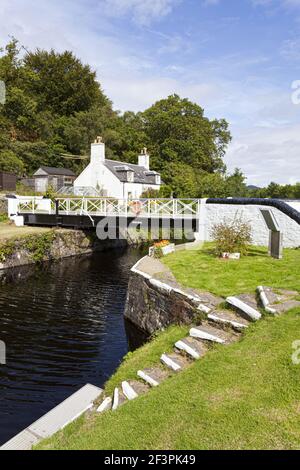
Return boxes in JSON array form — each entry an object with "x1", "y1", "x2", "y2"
[
  {"x1": 269, "y1": 299, "x2": 300, "y2": 314},
  {"x1": 137, "y1": 367, "x2": 170, "y2": 387},
  {"x1": 190, "y1": 324, "x2": 233, "y2": 344},
  {"x1": 175, "y1": 336, "x2": 208, "y2": 360},
  {"x1": 226, "y1": 295, "x2": 261, "y2": 321},
  {"x1": 122, "y1": 381, "x2": 139, "y2": 400},
  {"x1": 257, "y1": 286, "x2": 300, "y2": 314},
  {"x1": 161, "y1": 352, "x2": 191, "y2": 372},
  {"x1": 127, "y1": 380, "x2": 150, "y2": 396},
  {"x1": 96, "y1": 396, "x2": 112, "y2": 413},
  {"x1": 112, "y1": 387, "x2": 127, "y2": 411},
  {"x1": 208, "y1": 310, "x2": 249, "y2": 330}
]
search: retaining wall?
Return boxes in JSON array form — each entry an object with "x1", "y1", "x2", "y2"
[
  {"x1": 205, "y1": 200, "x2": 300, "y2": 248},
  {"x1": 0, "y1": 229, "x2": 129, "y2": 271}
]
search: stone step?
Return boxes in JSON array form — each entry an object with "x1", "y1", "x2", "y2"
[
  {"x1": 226, "y1": 294, "x2": 261, "y2": 321},
  {"x1": 257, "y1": 286, "x2": 300, "y2": 314},
  {"x1": 189, "y1": 324, "x2": 233, "y2": 344},
  {"x1": 112, "y1": 387, "x2": 127, "y2": 411},
  {"x1": 96, "y1": 396, "x2": 112, "y2": 413},
  {"x1": 123, "y1": 380, "x2": 149, "y2": 399},
  {"x1": 208, "y1": 310, "x2": 249, "y2": 331},
  {"x1": 267, "y1": 299, "x2": 300, "y2": 314},
  {"x1": 122, "y1": 381, "x2": 139, "y2": 400},
  {"x1": 175, "y1": 337, "x2": 207, "y2": 360},
  {"x1": 257, "y1": 286, "x2": 277, "y2": 313},
  {"x1": 161, "y1": 352, "x2": 191, "y2": 372},
  {"x1": 137, "y1": 367, "x2": 170, "y2": 387}
]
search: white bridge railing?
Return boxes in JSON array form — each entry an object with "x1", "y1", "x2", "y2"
[{"x1": 17, "y1": 197, "x2": 202, "y2": 218}]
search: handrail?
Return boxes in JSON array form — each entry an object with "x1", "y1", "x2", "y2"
[{"x1": 206, "y1": 198, "x2": 300, "y2": 225}]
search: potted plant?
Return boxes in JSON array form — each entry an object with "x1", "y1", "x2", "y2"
[
  {"x1": 211, "y1": 214, "x2": 252, "y2": 259},
  {"x1": 149, "y1": 240, "x2": 175, "y2": 258}
]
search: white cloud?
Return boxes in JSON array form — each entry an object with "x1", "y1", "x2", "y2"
[
  {"x1": 100, "y1": 0, "x2": 181, "y2": 25},
  {"x1": 226, "y1": 123, "x2": 300, "y2": 186},
  {"x1": 0, "y1": 0, "x2": 299, "y2": 185},
  {"x1": 202, "y1": 0, "x2": 220, "y2": 5},
  {"x1": 252, "y1": 0, "x2": 300, "y2": 8},
  {"x1": 280, "y1": 38, "x2": 300, "y2": 59}
]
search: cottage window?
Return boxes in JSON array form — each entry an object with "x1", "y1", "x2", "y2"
[
  {"x1": 127, "y1": 171, "x2": 134, "y2": 183},
  {"x1": 64, "y1": 177, "x2": 73, "y2": 186}
]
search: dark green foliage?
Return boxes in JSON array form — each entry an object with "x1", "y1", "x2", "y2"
[
  {"x1": 23, "y1": 231, "x2": 55, "y2": 262},
  {"x1": 249, "y1": 181, "x2": 300, "y2": 199},
  {"x1": 0, "y1": 39, "x2": 234, "y2": 196}
]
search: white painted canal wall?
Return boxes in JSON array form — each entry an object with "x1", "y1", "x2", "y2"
[{"x1": 204, "y1": 203, "x2": 300, "y2": 248}]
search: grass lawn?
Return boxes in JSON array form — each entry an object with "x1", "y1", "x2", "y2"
[
  {"x1": 36, "y1": 245, "x2": 300, "y2": 450},
  {"x1": 37, "y1": 310, "x2": 300, "y2": 450},
  {"x1": 0, "y1": 221, "x2": 51, "y2": 242},
  {"x1": 163, "y1": 244, "x2": 300, "y2": 297}
]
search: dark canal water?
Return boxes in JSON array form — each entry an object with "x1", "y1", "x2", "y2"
[{"x1": 0, "y1": 248, "x2": 145, "y2": 446}]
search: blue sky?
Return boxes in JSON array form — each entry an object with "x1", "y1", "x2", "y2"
[{"x1": 1, "y1": 0, "x2": 300, "y2": 186}]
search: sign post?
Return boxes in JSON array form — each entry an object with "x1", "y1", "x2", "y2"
[{"x1": 260, "y1": 209, "x2": 283, "y2": 259}]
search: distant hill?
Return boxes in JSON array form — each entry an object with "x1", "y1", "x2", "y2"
[{"x1": 247, "y1": 185, "x2": 261, "y2": 190}]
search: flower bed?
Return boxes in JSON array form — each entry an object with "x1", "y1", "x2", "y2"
[{"x1": 149, "y1": 240, "x2": 175, "y2": 258}]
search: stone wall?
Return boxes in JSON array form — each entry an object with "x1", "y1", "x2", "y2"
[
  {"x1": 123, "y1": 255, "x2": 218, "y2": 335},
  {"x1": 0, "y1": 229, "x2": 129, "y2": 271},
  {"x1": 124, "y1": 272, "x2": 198, "y2": 334},
  {"x1": 205, "y1": 203, "x2": 300, "y2": 248}
]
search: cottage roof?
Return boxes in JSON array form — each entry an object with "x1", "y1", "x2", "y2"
[
  {"x1": 104, "y1": 159, "x2": 160, "y2": 185},
  {"x1": 35, "y1": 166, "x2": 76, "y2": 177}
]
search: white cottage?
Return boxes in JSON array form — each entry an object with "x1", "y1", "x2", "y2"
[{"x1": 74, "y1": 137, "x2": 161, "y2": 199}]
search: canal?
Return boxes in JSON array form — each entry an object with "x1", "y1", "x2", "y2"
[{"x1": 0, "y1": 248, "x2": 145, "y2": 446}]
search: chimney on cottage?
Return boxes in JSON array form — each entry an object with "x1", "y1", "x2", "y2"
[
  {"x1": 138, "y1": 147, "x2": 150, "y2": 170},
  {"x1": 91, "y1": 136, "x2": 105, "y2": 164}
]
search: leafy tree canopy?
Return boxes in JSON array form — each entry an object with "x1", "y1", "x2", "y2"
[{"x1": 0, "y1": 39, "x2": 238, "y2": 197}]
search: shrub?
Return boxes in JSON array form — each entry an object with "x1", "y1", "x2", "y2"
[
  {"x1": 0, "y1": 214, "x2": 8, "y2": 223},
  {"x1": 211, "y1": 214, "x2": 252, "y2": 256}
]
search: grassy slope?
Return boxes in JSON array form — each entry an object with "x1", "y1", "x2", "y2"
[{"x1": 37, "y1": 245, "x2": 300, "y2": 450}]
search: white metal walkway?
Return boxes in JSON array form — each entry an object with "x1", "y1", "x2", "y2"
[
  {"x1": 1, "y1": 383, "x2": 102, "y2": 450},
  {"x1": 16, "y1": 197, "x2": 203, "y2": 219}
]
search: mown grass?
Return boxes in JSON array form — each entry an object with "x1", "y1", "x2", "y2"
[
  {"x1": 36, "y1": 245, "x2": 300, "y2": 450},
  {"x1": 37, "y1": 308, "x2": 300, "y2": 450},
  {"x1": 163, "y1": 244, "x2": 300, "y2": 297}
]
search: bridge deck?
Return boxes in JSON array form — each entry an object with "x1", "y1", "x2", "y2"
[{"x1": 1, "y1": 383, "x2": 102, "y2": 450}]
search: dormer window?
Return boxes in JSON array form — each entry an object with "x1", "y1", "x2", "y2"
[
  {"x1": 115, "y1": 165, "x2": 130, "y2": 172},
  {"x1": 127, "y1": 170, "x2": 134, "y2": 183},
  {"x1": 155, "y1": 174, "x2": 161, "y2": 185}
]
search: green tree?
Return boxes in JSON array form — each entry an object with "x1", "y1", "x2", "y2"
[
  {"x1": 0, "y1": 150, "x2": 24, "y2": 175},
  {"x1": 226, "y1": 168, "x2": 247, "y2": 197},
  {"x1": 23, "y1": 49, "x2": 108, "y2": 116},
  {"x1": 142, "y1": 94, "x2": 231, "y2": 174}
]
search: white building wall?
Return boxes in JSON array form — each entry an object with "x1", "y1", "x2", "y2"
[
  {"x1": 123, "y1": 183, "x2": 160, "y2": 199},
  {"x1": 74, "y1": 140, "x2": 160, "y2": 198},
  {"x1": 204, "y1": 203, "x2": 300, "y2": 248},
  {"x1": 285, "y1": 201, "x2": 300, "y2": 212},
  {"x1": 74, "y1": 160, "x2": 123, "y2": 197}
]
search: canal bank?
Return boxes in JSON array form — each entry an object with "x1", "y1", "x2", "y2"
[
  {"x1": 0, "y1": 221, "x2": 149, "y2": 271},
  {"x1": 0, "y1": 248, "x2": 147, "y2": 446}
]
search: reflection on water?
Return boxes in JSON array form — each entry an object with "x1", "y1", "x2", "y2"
[{"x1": 0, "y1": 248, "x2": 145, "y2": 445}]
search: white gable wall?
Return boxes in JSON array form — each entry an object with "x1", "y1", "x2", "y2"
[
  {"x1": 33, "y1": 168, "x2": 48, "y2": 176},
  {"x1": 74, "y1": 140, "x2": 161, "y2": 198},
  {"x1": 74, "y1": 160, "x2": 123, "y2": 197}
]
